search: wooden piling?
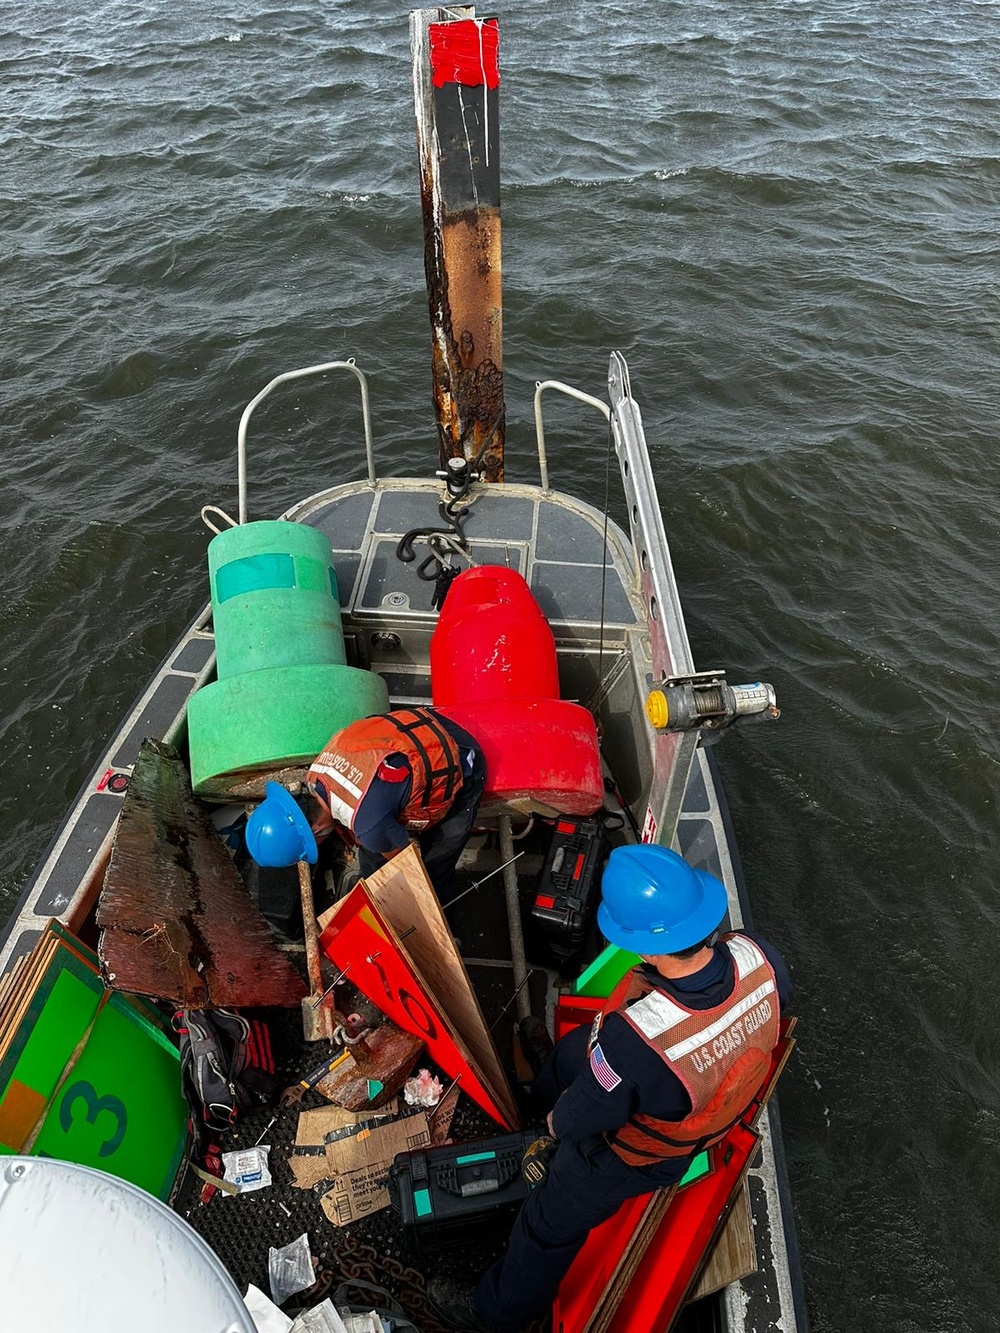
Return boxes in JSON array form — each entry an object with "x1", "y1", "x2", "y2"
[{"x1": 410, "y1": 7, "x2": 505, "y2": 481}]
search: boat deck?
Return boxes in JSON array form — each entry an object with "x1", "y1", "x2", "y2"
[
  {"x1": 0, "y1": 477, "x2": 802, "y2": 1333},
  {"x1": 287, "y1": 477, "x2": 640, "y2": 632}
]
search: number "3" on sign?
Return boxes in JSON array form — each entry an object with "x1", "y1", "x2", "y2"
[{"x1": 58, "y1": 1080, "x2": 128, "y2": 1158}]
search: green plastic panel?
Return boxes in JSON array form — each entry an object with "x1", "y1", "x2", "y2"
[
  {"x1": 7, "y1": 971, "x2": 101, "y2": 1098},
  {"x1": 572, "y1": 943, "x2": 641, "y2": 998},
  {"x1": 678, "y1": 1151, "x2": 711, "y2": 1188},
  {"x1": 31, "y1": 999, "x2": 186, "y2": 1198}
]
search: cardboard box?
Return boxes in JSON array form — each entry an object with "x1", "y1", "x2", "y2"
[
  {"x1": 290, "y1": 1103, "x2": 398, "y2": 1191},
  {"x1": 318, "y1": 1111, "x2": 431, "y2": 1225}
]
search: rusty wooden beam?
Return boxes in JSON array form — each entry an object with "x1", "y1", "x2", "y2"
[
  {"x1": 314, "y1": 1022, "x2": 425, "y2": 1112},
  {"x1": 411, "y1": 7, "x2": 505, "y2": 481}
]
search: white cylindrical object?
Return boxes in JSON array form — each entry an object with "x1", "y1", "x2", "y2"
[{"x1": 0, "y1": 1157, "x2": 255, "y2": 1332}]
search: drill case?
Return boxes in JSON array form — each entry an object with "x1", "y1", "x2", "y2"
[
  {"x1": 388, "y1": 1131, "x2": 538, "y2": 1254},
  {"x1": 530, "y1": 817, "x2": 605, "y2": 961}
]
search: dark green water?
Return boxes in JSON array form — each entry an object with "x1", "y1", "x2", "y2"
[{"x1": 3, "y1": 3, "x2": 998, "y2": 1328}]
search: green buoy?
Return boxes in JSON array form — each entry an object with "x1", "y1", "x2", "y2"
[{"x1": 188, "y1": 520, "x2": 387, "y2": 795}]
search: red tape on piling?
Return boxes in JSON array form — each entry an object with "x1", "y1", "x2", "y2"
[{"x1": 429, "y1": 17, "x2": 500, "y2": 89}]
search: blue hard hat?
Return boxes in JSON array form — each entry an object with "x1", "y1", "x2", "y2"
[
  {"x1": 245, "y1": 782, "x2": 318, "y2": 867},
  {"x1": 597, "y1": 844, "x2": 727, "y2": 956}
]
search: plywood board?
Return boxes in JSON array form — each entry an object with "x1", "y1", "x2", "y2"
[
  {"x1": 0, "y1": 955, "x2": 28, "y2": 1009},
  {"x1": 689, "y1": 1182, "x2": 756, "y2": 1300},
  {"x1": 319, "y1": 860, "x2": 517, "y2": 1128},
  {"x1": 0, "y1": 936, "x2": 63, "y2": 1062},
  {"x1": 365, "y1": 846, "x2": 517, "y2": 1126}
]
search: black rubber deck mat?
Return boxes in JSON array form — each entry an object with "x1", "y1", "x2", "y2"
[{"x1": 176, "y1": 996, "x2": 550, "y2": 1327}]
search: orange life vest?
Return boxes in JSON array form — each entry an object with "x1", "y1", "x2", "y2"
[
  {"x1": 591, "y1": 933, "x2": 780, "y2": 1166},
  {"x1": 307, "y1": 708, "x2": 464, "y2": 835}
]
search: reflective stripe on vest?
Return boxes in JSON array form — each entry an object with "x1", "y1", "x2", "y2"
[
  {"x1": 307, "y1": 708, "x2": 464, "y2": 835},
  {"x1": 594, "y1": 934, "x2": 780, "y2": 1165}
]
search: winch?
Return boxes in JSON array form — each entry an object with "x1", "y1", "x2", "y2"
[{"x1": 645, "y1": 671, "x2": 780, "y2": 735}]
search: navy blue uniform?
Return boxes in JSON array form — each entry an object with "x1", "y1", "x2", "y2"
[
  {"x1": 474, "y1": 934, "x2": 791, "y2": 1331},
  {"x1": 354, "y1": 714, "x2": 485, "y2": 900}
]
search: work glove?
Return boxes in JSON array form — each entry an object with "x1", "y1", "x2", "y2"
[{"x1": 521, "y1": 1134, "x2": 558, "y2": 1189}]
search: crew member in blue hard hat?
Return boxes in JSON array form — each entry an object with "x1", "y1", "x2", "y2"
[
  {"x1": 246, "y1": 706, "x2": 485, "y2": 900},
  {"x1": 430, "y1": 843, "x2": 792, "y2": 1333}
]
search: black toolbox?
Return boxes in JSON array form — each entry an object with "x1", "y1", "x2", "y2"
[
  {"x1": 530, "y1": 817, "x2": 605, "y2": 961},
  {"x1": 388, "y1": 1132, "x2": 539, "y2": 1253}
]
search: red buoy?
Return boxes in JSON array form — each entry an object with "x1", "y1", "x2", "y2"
[{"x1": 431, "y1": 567, "x2": 603, "y2": 815}]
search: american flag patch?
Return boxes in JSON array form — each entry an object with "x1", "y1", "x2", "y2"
[{"x1": 589, "y1": 1042, "x2": 622, "y2": 1092}]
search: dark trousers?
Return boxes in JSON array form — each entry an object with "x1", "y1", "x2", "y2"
[
  {"x1": 474, "y1": 1026, "x2": 689, "y2": 1332},
  {"x1": 358, "y1": 742, "x2": 486, "y2": 899}
]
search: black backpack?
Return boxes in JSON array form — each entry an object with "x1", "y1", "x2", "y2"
[{"x1": 173, "y1": 1008, "x2": 279, "y2": 1159}]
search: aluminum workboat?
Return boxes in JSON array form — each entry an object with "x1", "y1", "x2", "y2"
[{"x1": 0, "y1": 9, "x2": 806, "y2": 1332}]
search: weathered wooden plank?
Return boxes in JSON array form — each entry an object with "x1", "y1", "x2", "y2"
[
  {"x1": 689, "y1": 1182, "x2": 756, "y2": 1300},
  {"x1": 97, "y1": 738, "x2": 306, "y2": 1008}
]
